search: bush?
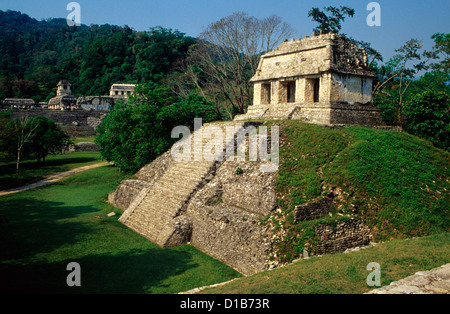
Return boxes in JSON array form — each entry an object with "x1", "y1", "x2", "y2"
[
  {"x1": 374, "y1": 94, "x2": 401, "y2": 126},
  {"x1": 403, "y1": 90, "x2": 449, "y2": 150}
]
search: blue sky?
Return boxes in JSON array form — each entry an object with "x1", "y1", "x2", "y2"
[{"x1": 1, "y1": 0, "x2": 449, "y2": 63}]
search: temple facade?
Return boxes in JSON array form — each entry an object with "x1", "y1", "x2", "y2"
[{"x1": 109, "y1": 84, "x2": 136, "y2": 99}]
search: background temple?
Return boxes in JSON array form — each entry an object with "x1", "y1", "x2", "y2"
[{"x1": 109, "y1": 83, "x2": 136, "y2": 99}]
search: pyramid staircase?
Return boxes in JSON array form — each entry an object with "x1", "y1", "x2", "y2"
[{"x1": 118, "y1": 121, "x2": 253, "y2": 247}]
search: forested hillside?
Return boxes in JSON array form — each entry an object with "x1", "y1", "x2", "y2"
[
  {"x1": 0, "y1": 10, "x2": 196, "y2": 102},
  {"x1": 1, "y1": 9, "x2": 448, "y2": 161}
]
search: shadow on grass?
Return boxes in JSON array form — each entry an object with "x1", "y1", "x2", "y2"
[
  {"x1": 0, "y1": 196, "x2": 198, "y2": 294},
  {"x1": 0, "y1": 248, "x2": 195, "y2": 294},
  {"x1": 0, "y1": 198, "x2": 100, "y2": 261}
]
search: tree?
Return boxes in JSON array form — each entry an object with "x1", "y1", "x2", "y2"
[
  {"x1": 28, "y1": 116, "x2": 72, "y2": 163},
  {"x1": 373, "y1": 39, "x2": 427, "y2": 125},
  {"x1": 423, "y1": 33, "x2": 450, "y2": 73},
  {"x1": 186, "y1": 12, "x2": 295, "y2": 115},
  {"x1": 134, "y1": 27, "x2": 196, "y2": 82},
  {"x1": 95, "y1": 83, "x2": 219, "y2": 173},
  {"x1": 403, "y1": 90, "x2": 449, "y2": 150},
  {"x1": 2, "y1": 115, "x2": 72, "y2": 171},
  {"x1": 308, "y1": 6, "x2": 355, "y2": 34},
  {"x1": 0, "y1": 11, "x2": 198, "y2": 102},
  {"x1": 10, "y1": 116, "x2": 39, "y2": 173}
]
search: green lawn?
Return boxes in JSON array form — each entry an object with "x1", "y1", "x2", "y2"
[
  {"x1": 0, "y1": 165, "x2": 241, "y2": 294},
  {"x1": 200, "y1": 232, "x2": 450, "y2": 294},
  {"x1": 272, "y1": 120, "x2": 449, "y2": 262},
  {"x1": 72, "y1": 137, "x2": 96, "y2": 144}
]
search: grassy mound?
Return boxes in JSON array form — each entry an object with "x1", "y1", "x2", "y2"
[
  {"x1": 200, "y1": 233, "x2": 450, "y2": 294},
  {"x1": 272, "y1": 120, "x2": 449, "y2": 262}
]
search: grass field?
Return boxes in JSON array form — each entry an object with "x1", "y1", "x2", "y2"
[
  {"x1": 200, "y1": 232, "x2": 449, "y2": 294},
  {"x1": 0, "y1": 165, "x2": 241, "y2": 294},
  {"x1": 72, "y1": 137, "x2": 96, "y2": 144}
]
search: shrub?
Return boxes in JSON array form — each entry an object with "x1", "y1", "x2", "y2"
[{"x1": 403, "y1": 90, "x2": 449, "y2": 150}]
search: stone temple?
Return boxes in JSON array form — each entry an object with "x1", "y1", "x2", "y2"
[
  {"x1": 234, "y1": 32, "x2": 385, "y2": 126},
  {"x1": 109, "y1": 33, "x2": 385, "y2": 276}
]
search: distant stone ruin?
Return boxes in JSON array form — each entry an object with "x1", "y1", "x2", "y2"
[
  {"x1": 48, "y1": 80, "x2": 77, "y2": 110},
  {"x1": 109, "y1": 83, "x2": 136, "y2": 99},
  {"x1": 76, "y1": 96, "x2": 115, "y2": 111},
  {"x1": 235, "y1": 32, "x2": 385, "y2": 126}
]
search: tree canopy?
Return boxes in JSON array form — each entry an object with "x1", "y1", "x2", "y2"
[
  {"x1": 308, "y1": 6, "x2": 355, "y2": 34},
  {"x1": 0, "y1": 10, "x2": 196, "y2": 102}
]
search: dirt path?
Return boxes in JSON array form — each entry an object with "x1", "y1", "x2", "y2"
[{"x1": 0, "y1": 161, "x2": 110, "y2": 197}]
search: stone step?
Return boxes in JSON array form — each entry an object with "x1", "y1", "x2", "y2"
[
  {"x1": 160, "y1": 164, "x2": 212, "y2": 181},
  {"x1": 150, "y1": 184, "x2": 197, "y2": 201},
  {"x1": 160, "y1": 173, "x2": 207, "y2": 186}
]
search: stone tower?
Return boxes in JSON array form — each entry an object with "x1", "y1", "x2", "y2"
[
  {"x1": 48, "y1": 80, "x2": 77, "y2": 110},
  {"x1": 56, "y1": 80, "x2": 72, "y2": 96}
]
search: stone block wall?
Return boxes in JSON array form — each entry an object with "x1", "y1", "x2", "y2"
[
  {"x1": 108, "y1": 179, "x2": 153, "y2": 211},
  {"x1": 10, "y1": 110, "x2": 107, "y2": 137},
  {"x1": 314, "y1": 220, "x2": 373, "y2": 255},
  {"x1": 294, "y1": 197, "x2": 334, "y2": 222},
  {"x1": 187, "y1": 161, "x2": 277, "y2": 275},
  {"x1": 330, "y1": 73, "x2": 373, "y2": 104},
  {"x1": 329, "y1": 103, "x2": 386, "y2": 126},
  {"x1": 253, "y1": 44, "x2": 330, "y2": 82}
]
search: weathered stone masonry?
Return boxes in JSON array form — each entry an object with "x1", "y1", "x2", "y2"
[{"x1": 109, "y1": 122, "x2": 278, "y2": 275}]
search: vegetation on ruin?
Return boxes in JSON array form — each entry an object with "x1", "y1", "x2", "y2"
[
  {"x1": 308, "y1": 5, "x2": 355, "y2": 34},
  {"x1": 272, "y1": 120, "x2": 449, "y2": 263}
]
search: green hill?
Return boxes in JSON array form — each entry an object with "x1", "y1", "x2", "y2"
[
  {"x1": 269, "y1": 120, "x2": 449, "y2": 263},
  {"x1": 197, "y1": 120, "x2": 449, "y2": 294},
  {"x1": 0, "y1": 10, "x2": 196, "y2": 102}
]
